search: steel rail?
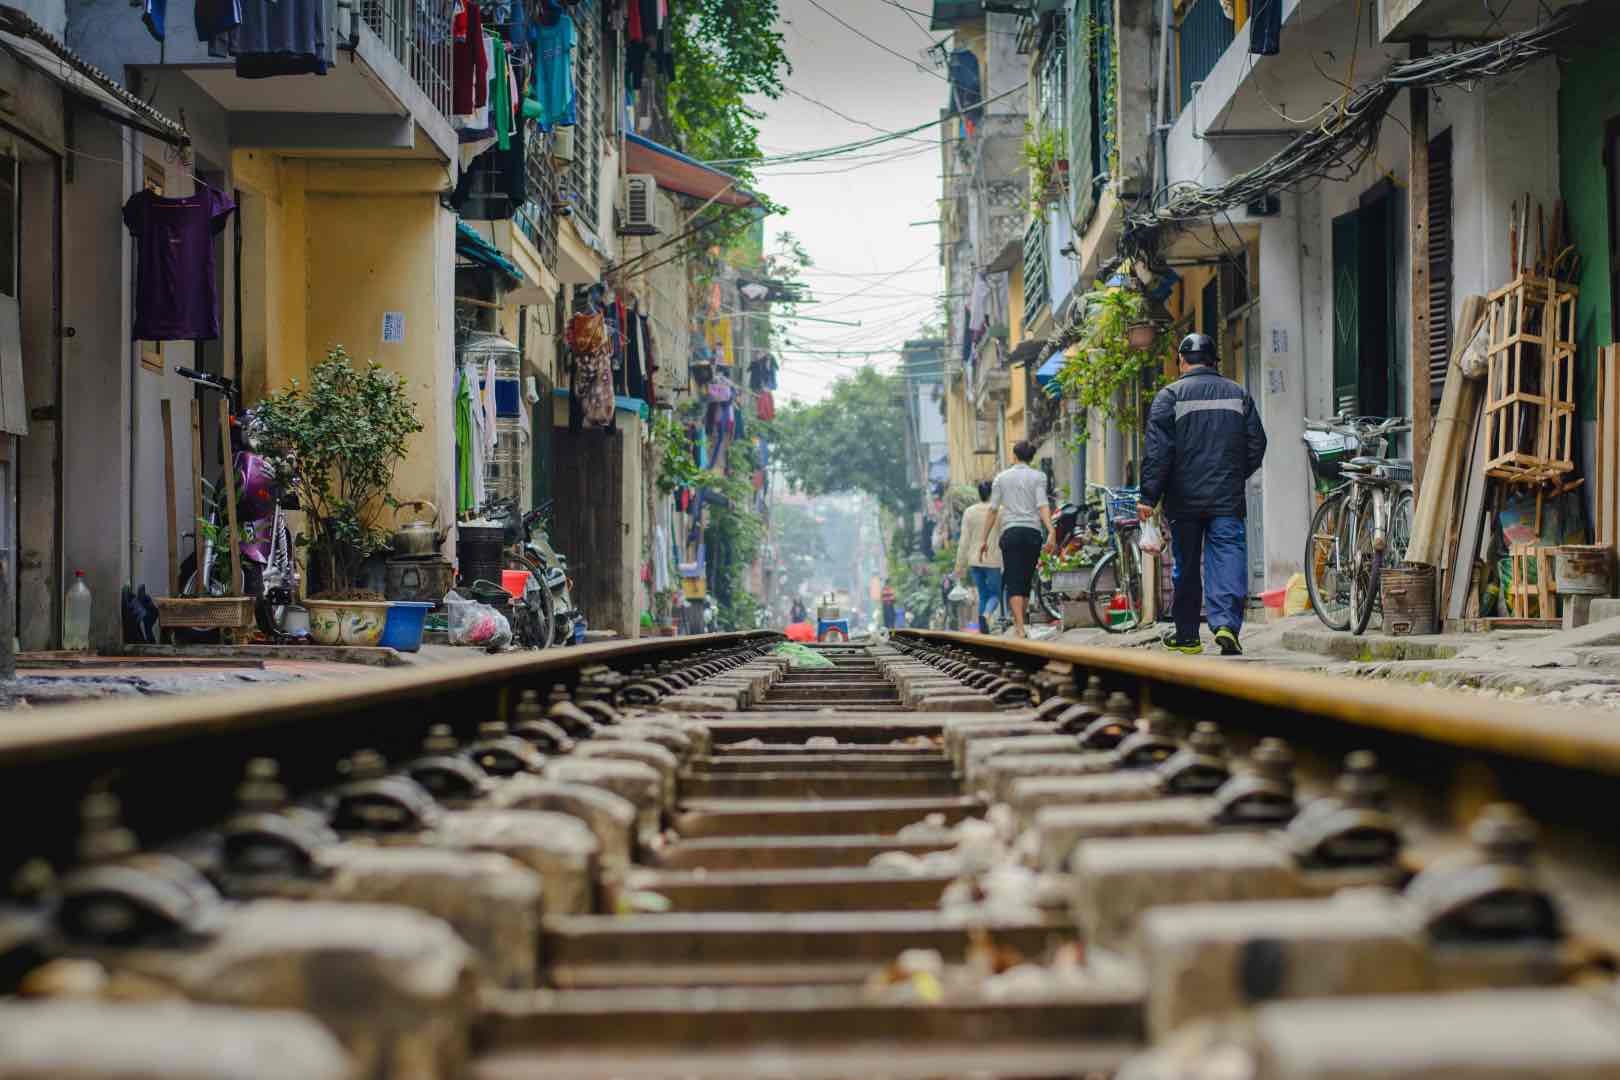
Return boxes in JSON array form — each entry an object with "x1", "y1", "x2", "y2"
[{"x1": 900, "y1": 630, "x2": 1620, "y2": 776}]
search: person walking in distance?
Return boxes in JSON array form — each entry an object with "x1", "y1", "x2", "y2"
[
  {"x1": 955, "y1": 480, "x2": 1004, "y2": 633},
  {"x1": 1139, "y1": 333, "x2": 1268, "y2": 656},
  {"x1": 979, "y1": 441, "x2": 1055, "y2": 638},
  {"x1": 880, "y1": 582, "x2": 897, "y2": 630}
]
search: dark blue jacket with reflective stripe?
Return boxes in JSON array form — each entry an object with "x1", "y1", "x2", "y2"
[{"x1": 1139, "y1": 367, "x2": 1268, "y2": 518}]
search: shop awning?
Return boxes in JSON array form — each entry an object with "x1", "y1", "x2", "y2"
[
  {"x1": 0, "y1": 5, "x2": 188, "y2": 146},
  {"x1": 624, "y1": 133, "x2": 760, "y2": 209},
  {"x1": 1008, "y1": 337, "x2": 1051, "y2": 368},
  {"x1": 1035, "y1": 353, "x2": 1065, "y2": 397},
  {"x1": 456, "y1": 220, "x2": 523, "y2": 285}
]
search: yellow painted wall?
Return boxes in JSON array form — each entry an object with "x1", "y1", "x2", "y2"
[{"x1": 232, "y1": 151, "x2": 455, "y2": 521}]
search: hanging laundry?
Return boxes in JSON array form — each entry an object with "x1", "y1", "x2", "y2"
[
  {"x1": 947, "y1": 49, "x2": 982, "y2": 135},
  {"x1": 639, "y1": 312, "x2": 659, "y2": 408},
  {"x1": 233, "y1": 0, "x2": 329, "y2": 78},
  {"x1": 530, "y1": 7, "x2": 577, "y2": 131},
  {"x1": 122, "y1": 187, "x2": 236, "y2": 341},
  {"x1": 755, "y1": 390, "x2": 775, "y2": 421},
  {"x1": 492, "y1": 32, "x2": 512, "y2": 151},
  {"x1": 455, "y1": 364, "x2": 478, "y2": 515},
  {"x1": 143, "y1": 0, "x2": 241, "y2": 42},
  {"x1": 566, "y1": 309, "x2": 615, "y2": 428},
  {"x1": 968, "y1": 272, "x2": 992, "y2": 336},
  {"x1": 453, "y1": 0, "x2": 489, "y2": 115},
  {"x1": 1250, "y1": 0, "x2": 1282, "y2": 56}
]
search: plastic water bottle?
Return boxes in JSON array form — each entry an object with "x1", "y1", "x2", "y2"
[{"x1": 64, "y1": 571, "x2": 92, "y2": 651}]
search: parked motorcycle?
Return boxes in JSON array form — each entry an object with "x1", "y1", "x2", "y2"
[
  {"x1": 481, "y1": 495, "x2": 578, "y2": 649},
  {"x1": 174, "y1": 366, "x2": 300, "y2": 637}
]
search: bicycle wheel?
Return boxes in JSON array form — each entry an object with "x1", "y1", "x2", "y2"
[
  {"x1": 1349, "y1": 503, "x2": 1380, "y2": 636},
  {"x1": 1088, "y1": 550, "x2": 1143, "y2": 633},
  {"x1": 505, "y1": 554, "x2": 557, "y2": 650},
  {"x1": 1034, "y1": 569, "x2": 1063, "y2": 622},
  {"x1": 1387, "y1": 489, "x2": 1415, "y2": 566},
  {"x1": 1305, "y1": 493, "x2": 1352, "y2": 631}
]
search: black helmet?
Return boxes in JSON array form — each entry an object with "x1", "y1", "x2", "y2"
[{"x1": 1178, "y1": 333, "x2": 1216, "y2": 363}]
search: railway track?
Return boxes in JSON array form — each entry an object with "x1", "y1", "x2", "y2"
[{"x1": 1, "y1": 629, "x2": 1619, "y2": 1078}]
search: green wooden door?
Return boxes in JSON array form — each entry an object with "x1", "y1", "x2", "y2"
[{"x1": 1332, "y1": 210, "x2": 1361, "y2": 416}]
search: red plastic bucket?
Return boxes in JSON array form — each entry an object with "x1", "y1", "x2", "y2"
[{"x1": 501, "y1": 569, "x2": 529, "y2": 600}]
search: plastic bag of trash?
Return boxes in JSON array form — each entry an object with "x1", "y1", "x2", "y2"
[
  {"x1": 772, "y1": 641, "x2": 834, "y2": 668},
  {"x1": 446, "y1": 590, "x2": 512, "y2": 648}
]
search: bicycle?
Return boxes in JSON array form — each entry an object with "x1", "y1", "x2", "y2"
[
  {"x1": 174, "y1": 367, "x2": 300, "y2": 638},
  {"x1": 1302, "y1": 416, "x2": 1415, "y2": 635},
  {"x1": 1086, "y1": 483, "x2": 1147, "y2": 633}
]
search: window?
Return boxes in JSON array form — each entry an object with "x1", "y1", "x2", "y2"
[
  {"x1": 518, "y1": 123, "x2": 561, "y2": 272},
  {"x1": 0, "y1": 154, "x2": 16, "y2": 300},
  {"x1": 569, "y1": 7, "x2": 601, "y2": 233}
]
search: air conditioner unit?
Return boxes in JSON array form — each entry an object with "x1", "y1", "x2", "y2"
[{"x1": 619, "y1": 173, "x2": 662, "y2": 236}]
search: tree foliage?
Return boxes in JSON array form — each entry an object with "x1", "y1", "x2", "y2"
[
  {"x1": 252, "y1": 347, "x2": 423, "y2": 596},
  {"x1": 773, "y1": 367, "x2": 916, "y2": 518},
  {"x1": 666, "y1": 0, "x2": 790, "y2": 252}
]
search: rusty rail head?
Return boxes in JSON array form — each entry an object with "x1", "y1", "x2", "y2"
[
  {"x1": 896, "y1": 630, "x2": 1620, "y2": 779},
  {"x1": 0, "y1": 631, "x2": 781, "y2": 880}
]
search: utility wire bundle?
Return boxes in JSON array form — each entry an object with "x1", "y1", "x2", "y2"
[{"x1": 1120, "y1": 3, "x2": 1587, "y2": 264}]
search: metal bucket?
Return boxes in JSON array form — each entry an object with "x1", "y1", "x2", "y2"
[
  {"x1": 1554, "y1": 545, "x2": 1613, "y2": 597},
  {"x1": 385, "y1": 557, "x2": 455, "y2": 605},
  {"x1": 1380, "y1": 565, "x2": 1437, "y2": 636}
]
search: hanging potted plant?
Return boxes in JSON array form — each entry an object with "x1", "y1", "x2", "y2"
[
  {"x1": 1021, "y1": 125, "x2": 1068, "y2": 211},
  {"x1": 252, "y1": 346, "x2": 424, "y2": 646}
]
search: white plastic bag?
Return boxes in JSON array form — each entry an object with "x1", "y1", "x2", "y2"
[
  {"x1": 1138, "y1": 518, "x2": 1164, "y2": 555},
  {"x1": 446, "y1": 589, "x2": 512, "y2": 648}
]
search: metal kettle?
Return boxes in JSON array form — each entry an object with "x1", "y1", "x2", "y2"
[{"x1": 392, "y1": 500, "x2": 445, "y2": 557}]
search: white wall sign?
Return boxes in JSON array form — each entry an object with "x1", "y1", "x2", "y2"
[
  {"x1": 382, "y1": 312, "x2": 406, "y2": 344},
  {"x1": 1269, "y1": 325, "x2": 1289, "y2": 356},
  {"x1": 1267, "y1": 367, "x2": 1285, "y2": 395}
]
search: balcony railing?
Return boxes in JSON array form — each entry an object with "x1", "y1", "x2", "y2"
[
  {"x1": 519, "y1": 123, "x2": 562, "y2": 272},
  {"x1": 1176, "y1": 0, "x2": 1235, "y2": 115},
  {"x1": 357, "y1": 0, "x2": 453, "y2": 119}
]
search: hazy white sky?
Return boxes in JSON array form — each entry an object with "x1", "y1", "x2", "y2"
[{"x1": 746, "y1": 0, "x2": 953, "y2": 405}]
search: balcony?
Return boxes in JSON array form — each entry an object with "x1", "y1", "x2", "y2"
[
  {"x1": 158, "y1": 0, "x2": 457, "y2": 161},
  {"x1": 1380, "y1": 0, "x2": 1583, "y2": 41}
]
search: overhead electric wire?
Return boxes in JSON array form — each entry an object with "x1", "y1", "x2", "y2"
[
  {"x1": 707, "y1": 80, "x2": 1027, "y2": 167},
  {"x1": 1119, "y1": 3, "x2": 1586, "y2": 282},
  {"x1": 781, "y1": 86, "x2": 938, "y2": 149},
  {"x1": 803, "y1": 0, "x2": 950, "y2": 83}
]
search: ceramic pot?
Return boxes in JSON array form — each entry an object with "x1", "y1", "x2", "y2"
[{"x1": 306, "y1": 600, "x2": 390, "y2": 646}]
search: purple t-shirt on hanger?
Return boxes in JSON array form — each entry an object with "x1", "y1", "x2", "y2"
[{"x1": 122, "y1": 187, "x2": 235, "y2": 341}]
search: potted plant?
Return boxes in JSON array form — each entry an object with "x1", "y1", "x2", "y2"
[
  {"x1": 252, "y1": 347, "x2": 424, "y2": 645},
  {"x1": 1021, "y1": 125, "x2": 1068, "y2": 211}
]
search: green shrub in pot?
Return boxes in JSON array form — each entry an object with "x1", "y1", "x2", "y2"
[{"x1": 252, "y1": 346, "x2": 424, "y2": 600}]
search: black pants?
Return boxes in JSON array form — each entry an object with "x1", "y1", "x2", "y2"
[{"x1": 999, "y1": 526, "x2": 1044, "y2": 598}]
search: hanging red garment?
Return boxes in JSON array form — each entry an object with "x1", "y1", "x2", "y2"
[
  {"x1": 452, "y1": 0, "x2": 488, "y2": 115},
  {"x1": 627, "y1": 0, "x2": 643, "y2": 41},
  {"x1": 755, "y1": 390, "x2": 775, "y2": 421}
]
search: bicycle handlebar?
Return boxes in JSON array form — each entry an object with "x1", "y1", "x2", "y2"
[{"x1": 1304, "y1": 415, "x2": 1410, "y2": 438}]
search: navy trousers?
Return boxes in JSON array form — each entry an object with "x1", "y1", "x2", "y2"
[{"x1": 1168, "y1": 515, "x2": 1247, "y2": 643}]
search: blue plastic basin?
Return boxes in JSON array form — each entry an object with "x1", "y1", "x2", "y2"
[{"x1": 380, "y1": 601, "x2": 434, "y2": 652}]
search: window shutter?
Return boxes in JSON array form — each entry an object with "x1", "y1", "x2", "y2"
[
  {"x1": 1427, "y1": 129, "x2": 1454, "y2": 401},
  {"x1": 1067, "y1": 3, "x2": 1093, "y2": 224},
  {"x1": 1332, "y1": 210, "x2": 1362, "y2": 416},
  {"x1": 1090, "y1": 0, "x2": 1114, "y2": 198},
  {"x1": 1023, "y1": 215, "x2": 1049, "y2": 327}
]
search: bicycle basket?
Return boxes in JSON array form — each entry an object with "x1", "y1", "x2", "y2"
[
  {"x1": 1376, "y1": 461, "x2": 1414, "y2": 485},
  {"x1": 1107, "y1": 490, "x2": 1141, "y2": 524},
  {"x1": 1303, "y1": 431, "x2": 1357, "y2": 481}
]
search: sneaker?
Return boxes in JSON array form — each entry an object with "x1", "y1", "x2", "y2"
[
  {"x1": 1214, "y1": 627, "x2": 1243, "y2": 656},
  {"x1": 1160, "y1": 630, "x2": 1203, "y2": 655}
]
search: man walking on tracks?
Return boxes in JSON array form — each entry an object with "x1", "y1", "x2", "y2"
[
  {"x1": 980, "y1": 440, "x2": 1054, "y2": 638},
  {"x1": 1139, "y1": 333, "x2": 1267, "y2": 656}
]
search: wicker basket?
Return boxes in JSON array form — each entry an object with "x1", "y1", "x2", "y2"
[{"x1": 155, "y1": 595, "x2": 256, "y2": 631}]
